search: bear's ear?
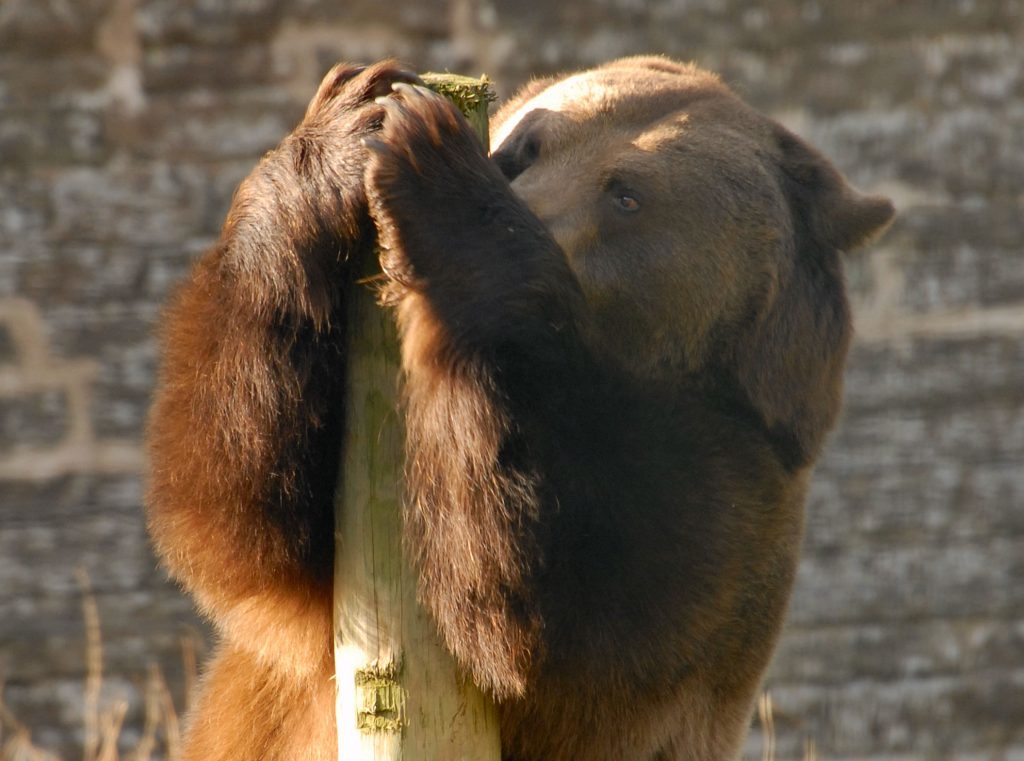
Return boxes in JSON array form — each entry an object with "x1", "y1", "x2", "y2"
[
  {"x1": 733, "y1": 128, "x2": 893, "y2": 470},
  {"x1": 733, "y1": 248, "x2": 851, "y2": 472},
  {"x1": 775, "y1": 125, "x2": 895, "y2": 253}
]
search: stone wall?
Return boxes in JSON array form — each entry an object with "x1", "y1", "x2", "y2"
[{"x1": 1, "y1": 1, "x2": 1021, "y2": 758}]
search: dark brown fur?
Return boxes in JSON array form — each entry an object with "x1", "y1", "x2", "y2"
[
  {"x1": 147, "y1": 56, "x2": 893, "y2": 761},
  {"x1": 147, "y1": 61, "x2": 417, "y2": 760}
]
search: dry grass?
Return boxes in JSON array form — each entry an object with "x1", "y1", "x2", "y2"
[
  {"x1": 758, "y1": 692, "x2": 818, "y2": 761},
  {"x1": 1, "y1": 572, "x2": 818, "y2": 761},
  {"x1": 0, "y1": 570, "x2": 196, "y2": 761}
]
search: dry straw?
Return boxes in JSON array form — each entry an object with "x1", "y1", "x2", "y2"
[{"x1": 0, "y1": 569, "x2": 194, "y2": 761}]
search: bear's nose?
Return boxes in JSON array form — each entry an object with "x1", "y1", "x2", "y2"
[
  {"x1": 509, "y1": 176, "x2": 553, "y2": 225},
  {"x1": 509, "y1": 173, "x2": 593, "y2": 259},
  {"x1": 510, "y1": 171, "x2": 571, "y2": 227}
]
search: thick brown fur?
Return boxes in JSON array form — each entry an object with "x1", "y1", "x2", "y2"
[{"x1": 147, "y1": 56, "x2": 894, "y2": 761}]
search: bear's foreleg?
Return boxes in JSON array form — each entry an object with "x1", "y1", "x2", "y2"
[
  {"x1": 147, "y1": 61, "x2": 419, "y2": 682},
  {"x1": 364, "y1": 84, "x2": 598, "y2": 700}
]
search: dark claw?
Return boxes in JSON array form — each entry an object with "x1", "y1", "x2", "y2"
[
  {"x1": 391, "y1": 82, "x2": 418, "y2": 97},
  {"x1": 375, "y1": 96, "x2": 407, "y2": 119},
  {"x1": 365, "y1": 68, "x2": 422, "y2": 100},
  {"x1": 394, "y1": 69, "x2": 423, "y2": 86}
]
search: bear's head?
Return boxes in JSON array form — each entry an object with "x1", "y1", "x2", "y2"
[{"x1": 491, "y1": 56, "x2": 894, "y2": 468}]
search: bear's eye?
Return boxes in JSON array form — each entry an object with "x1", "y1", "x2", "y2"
[
  {"x1": 606, "y1": 178, "x2": 642, "y2": 214},
  {"x1": 615, "y1": 194, "x2": 641, "y2": 213}
]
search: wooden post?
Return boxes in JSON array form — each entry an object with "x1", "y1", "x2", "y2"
[{"x1": 333, "y1": 75, "x2": 500, "y2": 761}]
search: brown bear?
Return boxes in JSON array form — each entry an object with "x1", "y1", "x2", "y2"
[{"x1": 147, "y1": 57, "x2": 893, "y2": 761}]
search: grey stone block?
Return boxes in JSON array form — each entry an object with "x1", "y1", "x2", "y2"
[{"x1": 0, "y1": 390, "x2": 69, "y2": 450}]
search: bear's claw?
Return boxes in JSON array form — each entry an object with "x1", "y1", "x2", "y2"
[{"x1": 305, "y1": 60, "x2": 422, "y2": 126}]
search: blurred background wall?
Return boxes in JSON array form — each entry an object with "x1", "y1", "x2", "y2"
[{"x1": 1, "y1": 0, "x2": 1022, "y2": 758}]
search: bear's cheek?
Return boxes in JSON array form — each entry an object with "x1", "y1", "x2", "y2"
[
  {"x1": 570, "y1": 246, "x2": 693, "y2": 371},
  {"x1": 578, "y1": 235, "x2": 753, "y2": 374}
]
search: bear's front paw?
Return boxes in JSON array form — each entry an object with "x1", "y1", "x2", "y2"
[
  {"x1": 364, "y1": 83, "x2": 500, "y2": 286},
  {"x1": 365, "y1": 82, "x2": 489, "y2": 187},
  {"x1": 378, "y1": 82, "x2": 486, "y2": 149}
]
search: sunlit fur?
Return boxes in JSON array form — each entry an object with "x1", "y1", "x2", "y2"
[{"x1": 148, "y1": 56, "x2": 893, "y2": 761}]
